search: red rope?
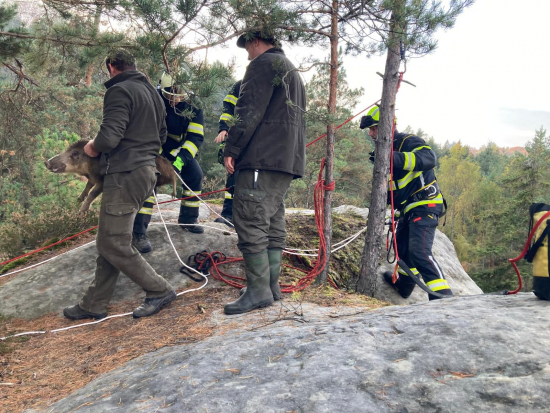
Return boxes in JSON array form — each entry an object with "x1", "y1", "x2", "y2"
[
  {"x1": 389, "y1": 72, "x2": 405, "y2": 283},
  {"x1": 306, "y1": 100, "x2": 381, "y2": 148},
  {"x1": 155, "y1": 187, "x2": 230, "y2": 205},
  {"x1": 194, "y1": 159, "x2": 338, "y2": 292},
  {"x1": 5, "y1": 100, "x2": 378, "y2": 286},
  {"x1": 0, "y1": 226, "x2": 98, "y2": 267},
  {"x1": 508, "y1": 210, "x2": 550, "y2": 294}
]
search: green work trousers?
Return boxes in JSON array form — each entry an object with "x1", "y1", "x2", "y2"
[
  {"x1": 80, "y1": 165, "x2": 173, "y2": 314},
  {"x1": 233, "y1": 169, "x2": 294, "y2": 254}
]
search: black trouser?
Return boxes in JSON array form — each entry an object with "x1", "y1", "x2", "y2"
[
  {"x1": 394, "y1": 211, "x2": 453, "y2": 300},
  {"x1": 133, "y1": 157, "x2": 203, "y2": 234},
  {"x1": 220, "y1": 173, "x2": 235, "y2": 218}
]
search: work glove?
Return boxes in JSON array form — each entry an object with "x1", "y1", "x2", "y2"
[
  {"x1": 217, "y1": 142, "x2": 226, "y2": 165},
  {"x1": 173, "y1": 155, "x2": 185, "y2": 172},
  {"x1": 369, "y1": 151, "x2": 375, "y2": 164}
]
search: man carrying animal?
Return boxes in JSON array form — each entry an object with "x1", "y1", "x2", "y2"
[
  {"x1": 132, "y1": 72, "x2": 205, "y2": 253},
  {"x1": 63, "y1": 49, "x2": 176, "y2": 320},
  {"x1": 360, "y1": 106, "x2": 453, "y2": 300},
  {"x1": 223, "y1": 32, "x2": 306, "y2": 314},
  {"x1": 213, "y1": 79, "x2": 242, "y2": 227}
]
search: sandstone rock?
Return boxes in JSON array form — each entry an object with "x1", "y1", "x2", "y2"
[
  {"x1": 0, "y1": 204, "x2": 482, "y2": 319},
  {"x1": 41, "y1": 294, "x2": 550, "y2": 413},
  {"x1": 0, "y1": 223, "x2": 239, "y2": 320}
]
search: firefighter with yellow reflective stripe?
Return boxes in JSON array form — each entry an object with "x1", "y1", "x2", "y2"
[
  {"x1": 133, "y1": 72, "x2": 205, "y2": 253},
  {"x1": 213, "y1": 80, "x2": 242, "y2": 227},
  {"x1": 360, "y1": 105, "x2": 452, "y2": 300}
]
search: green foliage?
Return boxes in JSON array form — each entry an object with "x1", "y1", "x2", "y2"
[{"x1": 437, "y1": 128, "x2": 550, "y2": 293}]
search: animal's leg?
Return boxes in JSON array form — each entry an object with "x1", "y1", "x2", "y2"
[
  {"x1": 77, "y1": 181, "x2": 94, "y2": 203},
  {"x1": 78, "y1": 183, "x2": 103, "y2": 215}
]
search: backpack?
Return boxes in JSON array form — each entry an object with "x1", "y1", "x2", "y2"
[{"x1": 525, "y1": 203, "x2": 550, "y2": 300}]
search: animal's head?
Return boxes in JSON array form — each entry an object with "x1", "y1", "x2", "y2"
[{"x1": 44, "y1": 140, "x2": 92, "y2": 174}]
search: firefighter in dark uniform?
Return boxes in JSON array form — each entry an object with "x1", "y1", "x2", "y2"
[
  {"x1": 214, "y1": 80, "x2": 242, "y2": 227},
  {"x1": 223, "y1": 32, "x2": 306, "y2": 315},
  {"x1": 360, "y1": 106, "x2": 453, "y2": 300},
  {"x1": 133, "y1": 72, "x2": 204, "y2": 253}
]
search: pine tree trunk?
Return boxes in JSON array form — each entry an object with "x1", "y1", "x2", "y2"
[
  {"x1": 356, "y1": 11, "x2": 402, "y2": 296},
  {"x1": 316, "y1": 0, "x2": 339, "y2": 285},
  {"x1": 83, "y1": 5, "x2": 102, "y2": 88}
]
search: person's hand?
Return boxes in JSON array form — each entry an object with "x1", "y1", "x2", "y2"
[
  {"x1": 369, "y1": 151, "x2": 375, "y2": 164},
  {"x1": 215, "y1": 131, "x2": 228, "y2": 143},
  {"x1": 173, "y1": 155, "x2": 184, "y2": 172},
  {"x1": 224, "y1": 156, "x2": 235, "y2": 175},
  {"x1": 84, "y1": 140, "x2": 100, "y2": 158}
]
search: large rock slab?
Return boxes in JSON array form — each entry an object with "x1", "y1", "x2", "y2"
[
  {"x1": 0, "y1": 223, "x2": 239, "y2": 320},
  {"x1": 0, "y1": 202, "x2": 482, "y2": 319},
  {"x1": 41, "y1": 294, "x2": 550, "y2": 413}
]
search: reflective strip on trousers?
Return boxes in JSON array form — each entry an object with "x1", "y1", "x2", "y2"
[
  {"x1": 181, "y1": 200, "x2": 200, "y2": 208},
  {"x1": 138, "y1": 207, "x2": 153, "y2": 215},
  {"x1": 225, "y1": 192, "x2": 233, "y2": 199},
  {"x1": 426, "y1": 278, "x2": 450, "y2": 291}
]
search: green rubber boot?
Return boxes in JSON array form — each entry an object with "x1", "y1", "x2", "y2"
[
  {"x1": 239, "y1": 248, "x2": 283, "y2": 300},
  {"x1": 225, "y1": 250, "x2": 274, "y2": 315}
]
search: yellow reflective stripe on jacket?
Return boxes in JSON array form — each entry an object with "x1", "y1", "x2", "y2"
[
  {"x1": 219, "y1": 113, "x2": 233, "y2": 122},
  {"x1": 138, "y1": 207, "x2": 153, "y2": 215},
  {"x1": 223, "y1": 94, "x2": 238, "y2": 105},
  {"x1": 412, "y1": 145, "x2": 432, "y2": 152},
  {"x1": 426, "y1": 278, "x2": 450, "y2": 291},
  {"x1": 225, "y1": 192, "x2": 233, "y2": 199},
  {"x1": 170, "y1": 147, "x2": 181, "y2": 158},
  {"x1": 182, "y1": 141, "x2": 198, "y2": 158},
  {"x1": 397, "y1": 171, "x2": 422, "y2": 189},
  {"x1": 403, "y1": 152, "x2": 416, "y2": 171},
  {"x1": 187, "y1": 122, "x2": 204, "y2": 136},
  {"x1": 404, "y1": 193, "x2": 444, "y2": 214}
]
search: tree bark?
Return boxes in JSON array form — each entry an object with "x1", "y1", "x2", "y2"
[
  {"x1": 356, "y1": 10, "x2": 403, "y2": 296},
  {"x1": 316, "y1": 0, "x2": 339, "y2": 285},
  {"x1": 82, "y1": 5, "x2": 102, "y2": 88}
]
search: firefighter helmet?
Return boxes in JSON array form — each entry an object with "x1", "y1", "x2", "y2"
[
  {"x1": 359, "y1": 106, "x2": 380, "y2": 129},
  {"x1": 159, "y1": 72, "x2": 185, "y2": 102}
]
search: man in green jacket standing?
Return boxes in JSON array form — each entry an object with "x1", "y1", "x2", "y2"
[
  {"x1": 63, "y1": 50, "x2": 176, "y2": 320},
  {"x1": 223, "y1": 32, "x2": 306, "y2": 314}
]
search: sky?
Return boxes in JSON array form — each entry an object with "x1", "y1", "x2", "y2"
[{"x1": 206, "y1": 0, "x2": 550, "y2": 149}]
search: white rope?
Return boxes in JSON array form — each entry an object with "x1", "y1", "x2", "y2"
[
  {"x1": 1, "y1": 191, "x2": 209, "y2": 341},
  {"x1": 175, "y1": 174, "x2": 235, "y2": 229},
  {"x1": 283, "y1": 226, "x2": 367, "y2": 255},
  {"x1": 0, "y1": 241, "x2": 96, "y2": 279}
]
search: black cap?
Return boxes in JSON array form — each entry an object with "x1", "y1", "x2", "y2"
[{"x1": 236, "y1": 31, "x2": 276, "y2": 48}]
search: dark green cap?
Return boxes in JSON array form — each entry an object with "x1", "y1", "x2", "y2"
[
  {"x1": 105, "y1": 48, "x2": 136, "y2": 68},
  {"x1": 236, "y1": 31, "x2": 277, "y2": 48}
]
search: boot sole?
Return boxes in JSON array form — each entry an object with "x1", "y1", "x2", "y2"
[
  {"x1": 63, "y1": 311, "x2": 106, "y2": 320},
  {"x1": 224, "y1": 299, "x2": 274, "y2": 315},
  {"x1": 133, "y1": 292, "x2": 177, "y2": 319},
  {"x1": 239, "y1": 288, "x2": 283, "y2": 301}
]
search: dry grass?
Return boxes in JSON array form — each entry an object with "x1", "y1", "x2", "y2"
[{"x1": 0, "y1": 288, "x2": 230, "y2": 412}]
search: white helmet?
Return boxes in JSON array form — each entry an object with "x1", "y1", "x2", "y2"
[{"x1": 159, "y1": 72, "x2": 186, "y2": 102}]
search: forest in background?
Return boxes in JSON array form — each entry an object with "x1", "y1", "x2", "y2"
[{"x1": 1, "y1": 0, "x2": 547, "y2": 294}]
